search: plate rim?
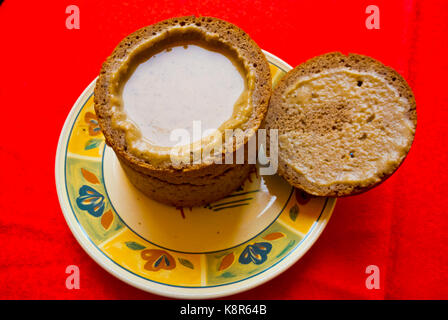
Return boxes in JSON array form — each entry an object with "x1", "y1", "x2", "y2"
[{"x1": 55, "y1": 50, "x2": 336, "y2": 299}]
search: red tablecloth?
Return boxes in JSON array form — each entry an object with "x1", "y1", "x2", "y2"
[{"x1": 0, "y1": 0, "x2": 447, "y2": 299}]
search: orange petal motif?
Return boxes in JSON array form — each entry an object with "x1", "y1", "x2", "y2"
[
  {"x1": 263, "y1": 232, "x2": 285, "y2": 241},
  {"x1": 101, "y1": 210, "x2": 113, "y2": 229},
  {"x1": 218, "y1": 252, "x2": 235, "y2": 271},
  {"x1": 81, "y1": 168, "x2": 100, "y2": 184},
  {"x1": 84, "y1": 112, "x2": 101, "y2": 136},
  {"x1": 141, "y1": 249, "x2": 176, "y2": 271},
  {"x1": 84, "y1": 112, "x2": 97, "y2": 122}
]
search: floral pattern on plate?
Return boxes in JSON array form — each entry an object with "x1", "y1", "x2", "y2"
[{"x1": 57, "y1": 55, "x2": 335, "y2": 296}]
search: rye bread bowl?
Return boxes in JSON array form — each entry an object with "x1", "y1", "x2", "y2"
[
  {"x1": 264, "y1": 52, "x2": 417, "y2": 197},
  {"x1": 94, "y1": 16, "x2": 271, "y2": 205},
  {"x1": 120, "y1": 160, "x2": 254, "y2": 207}
]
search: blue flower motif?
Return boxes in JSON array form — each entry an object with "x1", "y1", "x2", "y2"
[
  {"x1": 76, "y1": 185, "x2": 105, "y2": 217},
  {"x1": 238, "y1": 242, "x2": 272, "y2": 265}
]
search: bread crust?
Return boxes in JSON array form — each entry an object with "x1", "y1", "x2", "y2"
[
  {"x1": 94, "y1": 16, "x2": 271, "y2": 177},
  {"x1": 265, "y1": 52, "x2": 417, "y2": 197},
  {"x1": 120, "y1": 160, "x2": 254, "y2": 207}
]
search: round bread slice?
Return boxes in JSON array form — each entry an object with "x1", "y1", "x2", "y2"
[{"x1": 264, "y1": 52, "x2": 417, "y2": 196}]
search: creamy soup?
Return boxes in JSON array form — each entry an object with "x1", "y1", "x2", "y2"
[{"x1": 122, "y1": 44, "x2": 246, "y2": 147}]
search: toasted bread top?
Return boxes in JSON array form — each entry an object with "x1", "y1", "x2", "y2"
[{"x1": 265, "y1": 52, "x2": 417, "y2": 196}]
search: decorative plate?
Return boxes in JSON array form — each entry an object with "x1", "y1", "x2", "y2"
[{"x1": 55, "y1": 50, "x2": 336, "y2": 299}]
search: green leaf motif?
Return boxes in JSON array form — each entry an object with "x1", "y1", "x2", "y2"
[
  {"x1": 220, "y1": 271, "x2": 236, "y2": 278},
  {"x1": 125, "y1": 241, "x2": 146, "y2": 250},
  {"x1": 276, "y1": 240, "x2": 296, "y2": 259},
  {"x1": 178, "y1": 258, "x2": 194, "y2": 269},
  {"x1": 85, "y1": 139, "x2": 102, "y2": 150},
  {"x1": 289, "y1": 204, "x2": 299, "y2": 221}
]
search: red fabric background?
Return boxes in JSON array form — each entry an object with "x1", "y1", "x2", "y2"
[{"x1": 0, "y1": 0, "x2": 447, "y2": 299}]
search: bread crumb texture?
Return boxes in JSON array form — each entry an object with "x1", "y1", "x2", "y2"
[{"x1": 265, "y1": 52, "x2": 417, "y2": 196}]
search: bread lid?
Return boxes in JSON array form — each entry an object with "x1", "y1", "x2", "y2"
[{"x1": 264, "y1": 52, "x2": 417, "y2": 196}]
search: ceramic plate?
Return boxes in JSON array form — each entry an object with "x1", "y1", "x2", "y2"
[{"x1": 55, "y1": 50, "x2": 336, "y2": 299}]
